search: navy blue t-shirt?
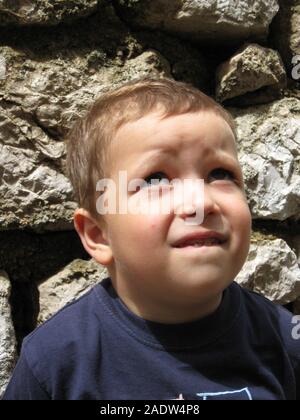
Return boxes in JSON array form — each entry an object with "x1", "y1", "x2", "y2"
[{"x1": 2, "y1": 278, "x2": 300, "y2": 400}]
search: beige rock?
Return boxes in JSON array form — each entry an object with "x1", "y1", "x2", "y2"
[
  {"x1": 0, "y1": 271, "x2": 17, "y2": 398},
  {"x1": 0, "y1": 0, "x2": 99, "y2": 26},
  {"x1": 270, "y1": 0, "x2": 300, "y2": 78},
  {"x1": 0, "y1": 2, "x2": 209, "y2": 231},
  {"x1": 289, "y1": 234, "x2": 300, "y2": 266},
  {"x1": 115, "y1": 0, "x2": 279, "y2": 45},
  {"x1": 0, "y1": 44, "x2": 170, "y2": 231},
  {"x1": 216, "y1": 43, "x2": 286, "y2": 104},
  {"x1": 236, "y1": 237, "x2": 300, "y2": 305},
  {"x1": 38, "y1": 259, "x2": 109, "y2": 324},
  {"x1": 230, "y1": 98, "x2": 300, "y2": 221}
]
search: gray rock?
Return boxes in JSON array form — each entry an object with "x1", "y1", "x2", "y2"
[
  {"x1": 0, "y1": 0, "x2": 99, "y2": 26},
  {"x1": 115, "y1": 0, "x2": 279, "y2": 45},
  {"x1": 216, "y1": 43, "x2": 286, "y2": 105},
  {"x1": 230, "y1": 98, "x2": 300, "y2": 221},
  {"x1": 290, "y1": 234, "x2": 300, "y2": 267},
  {"x1": 270, "y1": 0, "x2": 300, "y2": 78},
  {"x1": 0, "y1": 2, "x2": 209, "y2": 232},
  {"x1": 38, "y1": 259, "x2": 109, "y2": 324},
  {"x1": 236, "y1": 236, "x2": 300, "y2": 305},
  {"x1": 0, "y1": 271, "x2": 17, "y2": 398},
  {"x1": 0, "y1": 42, "x2": 171, "y2": 231}
]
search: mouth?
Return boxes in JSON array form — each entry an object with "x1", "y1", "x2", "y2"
[
  {"x1": 172, "y1": 231, "x2": 228, "y2": 249},
  {"x1": 174, "y1": 238, "x2": 226, "y2": 248}
]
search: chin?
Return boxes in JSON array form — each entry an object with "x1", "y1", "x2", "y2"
[{"x1": 174, "y1": 276, "x2": 228, "y2": 299}]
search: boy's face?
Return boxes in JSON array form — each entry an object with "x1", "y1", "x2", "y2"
[{"x1": 98, "y1": 111, "x2": 252, "y2": 321}]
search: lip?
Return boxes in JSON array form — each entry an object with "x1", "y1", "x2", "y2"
[{"x1": 172, "y1": 230, "x2": 227, "y2": 248}]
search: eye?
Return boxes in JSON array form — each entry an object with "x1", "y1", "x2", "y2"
[
  {"x1": 143, "y1": 171, "x2": 169, "y2": 187},
  {"x1": 209, "y1": 168, "x2": 236, "y2": 182}
]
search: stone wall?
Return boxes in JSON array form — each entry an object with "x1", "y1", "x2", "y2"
[{"x1": 0, "y1": 0, "x2": 299, "y2": 396}]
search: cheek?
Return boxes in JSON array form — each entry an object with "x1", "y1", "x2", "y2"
[
  {"x1": 232, "y1": 201, "x2": 252, "y2": 246},
  {"x1": 125, "y1": 213, "x2": 165, "y2": 244},
  {"x1": 146, "y1": 215, "x2": 167, "y2": 242},
  {"x1": 148, "y1": 214, "x2": 165, "y2": 230}
]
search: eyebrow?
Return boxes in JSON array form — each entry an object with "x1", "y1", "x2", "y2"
[{"x1": 131, "y1": 149, "x2": 172, "y2": 175}]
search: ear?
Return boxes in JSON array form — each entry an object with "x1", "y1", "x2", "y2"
[{"x1": 73, "y1": 208, "x2": 114, "y2": 267}]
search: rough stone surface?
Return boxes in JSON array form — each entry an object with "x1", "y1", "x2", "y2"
[
  {"x1": 289, "y1": 234, "x2": 300, "y2": 267},
  {"x1": 0, "y1": 271, "x2": 17, "y2": 398},
  {"x1": 216, "y1": 43, "x2": 286, "y2": 105},
  {"x1": 270, "y1": 0, "x2": 300, "y2": 78},
  {"x1": 236, "y1": 236, "x2": 300, "y2": 305},
  {"x1": 0, "y1": 3, "x2": 209, "y2": 232},
  {"x1": 0, "y1": 11, "x2": 172, "y2": 231},
  {"x1": 38, "y1": 259, "x2": 109, "y2": 324},
  {"x1": 0, "y1": 46, "x2": 170, "y2": 232},
  {"x1": 115, "y1": 0, "x2": 280, "y2": 45},
  {"x1": 0, "y1": 0, "x2": 99, "y2": 26},
  {"x1": 230, "y1": 98, "x2": 300, "y2": 221}
]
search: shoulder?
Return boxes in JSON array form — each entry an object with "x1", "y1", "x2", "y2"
[
  {"x1": 235, "y1": 283, "x2": 300, "y2": 365},
  {"x1": 21, "y1": 281, "x2": 108, "y2": 375},
  {"x1": 10, "y1": 278, "x2": 115, "y2": 399},
  {"x1": 25, "y1": 284, "x2": 98, "y2": 343},
  {"x1": 237, "y1": 282, "x2": 294, "y2": 325}
]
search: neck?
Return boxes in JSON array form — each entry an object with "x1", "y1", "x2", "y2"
[{"x1": 112, "y1": 282, "x2": 223, "y2": 324}]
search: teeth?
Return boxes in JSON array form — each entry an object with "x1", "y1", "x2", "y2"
[
  {"x1": 179, "y1": 238, "x2": 221, "y2": 247},
  {"x1": 193, "y1": 239, "x2": 219, "y2": 246}
]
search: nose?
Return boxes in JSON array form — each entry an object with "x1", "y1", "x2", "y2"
[
  {"x1": 175, "y1": 181, "x2": 219, "y2": 224},
  {"x1": 202, "y1": 184, "x2": 220, "y2": 217}
]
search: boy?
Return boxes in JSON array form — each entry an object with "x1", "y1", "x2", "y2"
[{"x1": 3, "y1": 78, "x2": 300, "y2": 400}]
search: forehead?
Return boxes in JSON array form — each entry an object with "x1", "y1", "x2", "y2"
[{"x1": 109, "y1": 111, "x2": 238, "y2": 168}]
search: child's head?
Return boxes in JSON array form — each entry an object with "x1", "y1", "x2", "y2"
[{"x1": 66, "y1": 77, "x2": 252, "y2": 323}]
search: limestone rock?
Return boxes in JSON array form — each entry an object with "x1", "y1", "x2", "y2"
[
  {"x1": 236, "y1": 236, "x2": 300, "y2": 305},
  {"x1": 0, "y1": 0, "x2": 99, "y2": 26},
  {"x1": 216, "y1": 43, "x2": 286, "y2": 105},
  {"x1": 290, "y1": 234, "x2": 300, "y2": 266},
  {"x1": 115, "y1": 0, "x2": 280, "y2": 45},
  {"x1": 0, "y1": 3, "x2": 209, "y2": 232},
  {"x1": 38, "y1": 259, "x2": 109, "y2": 324},
  {"x1": 0, "y1": 15, "x2": 171, "y2": 231},
  {"x1": 270, "y1": 0, "x2": 300, "y2": 78},
  {"x1": 230, "y1": 98, "x2": 300, "y2": 221},
  {"x1": 130, "y1": 30, "x2": 210, "y2": 92},
  {"x1": 0, "y1": 271, "x2": 17, "y2": 398}
]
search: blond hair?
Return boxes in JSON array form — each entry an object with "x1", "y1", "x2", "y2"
[{"x1": 65, "y1": 77, "x2": 237, "y2": 220}]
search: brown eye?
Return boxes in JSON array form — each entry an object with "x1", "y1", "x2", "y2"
[{"x1": 209, "y1": 168, "x2": 235, "y2": 182}]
